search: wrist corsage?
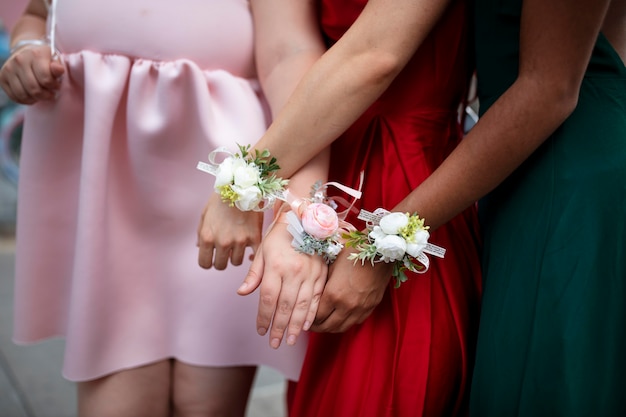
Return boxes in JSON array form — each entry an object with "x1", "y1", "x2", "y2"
[
  {"x1": 197, "y1": 144, "x2": 288, "y2": 211},
  {"x1": 280, "y1": 179, "x2": 362, "y2": 264},
  {"x1": 344, "y1": 208, "x2": 446, "y2": 288}
]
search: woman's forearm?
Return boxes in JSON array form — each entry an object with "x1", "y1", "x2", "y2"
[
  {"x1": 9, "y1": 0, "x2": 48, "y2": 45},
  {"x1": 393, "y1": 0, "x2": 611, "y2": 229},
  {"x1": 252, "y1": 0, "x2": 453, "y2": 179}
]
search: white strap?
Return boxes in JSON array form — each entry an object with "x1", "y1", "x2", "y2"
[{"x1": 48, "y1": 0, "x2": 58, "y2": 58}]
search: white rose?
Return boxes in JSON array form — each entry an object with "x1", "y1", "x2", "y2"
[
  {"x1": 379, "y1": 212, "x2": 409, "y2": 235},
  {"x1": 405, "y1": 229, "x2": 429, "y2": 258},
  {"x1": 233, "y1": 162, "x2": 260, "y2": 188},
  {"x1": 373, "y1": 234, "x2": 407, "y2": 262},
  {"x1": 214, "y1": 157, "x2": 235, "y2": 187},
  {"x1": 233, "y1": 185, "x2": 263, "y2": 211},
  {"x1": 368, "y1": 225, "x2": 387, "y2": 241}
]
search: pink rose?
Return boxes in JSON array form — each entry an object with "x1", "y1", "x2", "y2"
[{"x1": 301, "y1": 203, "x2": 339, "y2": 239}]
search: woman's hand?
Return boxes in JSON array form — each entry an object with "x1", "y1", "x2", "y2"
[
  {"x1": 238, "y1": 221, "x2": 327, "y2": 348},
  {"x1": 197, "y1": 193, "x2": 264, "y2": 270},
  {"x1": 311, "y1": 249, "x2": 392, "y2": 333},
  {"x1": 0, "y1": 45, "x2": 64, "y2": 105}
]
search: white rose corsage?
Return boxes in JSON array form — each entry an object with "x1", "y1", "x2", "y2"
[
  {"x1": 344, "y1": 208, "x2": 446, "y2": 288},
  {"x1": 279, "y1": 180, "x2": 362, "y2": 264},
  {"x1": 197, "y1": 144, "x2": 288, "y2": 211}
]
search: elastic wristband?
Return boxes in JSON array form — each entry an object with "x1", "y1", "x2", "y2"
[{"x1": 10, "y1": 39, "x2": 50, "y2": 56}]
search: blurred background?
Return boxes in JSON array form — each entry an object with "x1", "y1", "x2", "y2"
[{"x1": 0, "y1": 0, "x2": 26, "y2": 237}]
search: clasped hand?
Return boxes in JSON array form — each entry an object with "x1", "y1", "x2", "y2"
[
  {"x1": 0, "y1": 45, "x2": 64, "y2": 105},
  {"x1": 238, "y1": 223, "x2": 393, "y2": 348}
]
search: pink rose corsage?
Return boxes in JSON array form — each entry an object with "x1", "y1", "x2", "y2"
[{"x1": 280, "y1": 179, "x2": 362, "y2": 264}]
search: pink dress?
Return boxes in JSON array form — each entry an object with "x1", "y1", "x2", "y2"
[{"x1": 12, "y1": 0, "x2": 306, "y2": 382}]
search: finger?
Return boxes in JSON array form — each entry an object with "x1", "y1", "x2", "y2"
[
  {"x1": 212, "y1": 245, "x2": 231, "y2": 270},
  {"x1": 50, "y1": 60, "x2": 65, "y2": 79},
  {"x1": 284, "y1": 280, "x2": 316, "y2": 346},
  {"x1": 313, "y1": 288, "x2": 335, "y2": 325},
  {"x1": 238, "y1": 246, "x2": 264, "y2": 295},
  {"x1": 33, "y1": 59, "x2": 61, "y2": 91},
  {"x1": 303, "y1": 273, "x2": 326, "y2": 331},
  {"x1": 229, "y1": 242, "x2": 246, "y2": 266},
  {"x1": 267, "y1": 281, "x2": 301, "y2": 349},
  {"x1": 15, "y1": 45, "x2": 55, "y2": 79},
  {"x1": 314, "y1": 303, "x2": 374, "y2": 333},
  {"x1": 312, "y1": 308, "x2": 349, "y2": 333},
  {"x1": 196, "y1": 210, "x2": 214, "y2": 269},
  {"x1": 197, "y1": 242, "x2": 214, "y2": 269},
  {"x1": 310, "y1": 309, "x2": 339, "y2": 333},
  {"x1": 12, "y1": 56, "x2": 51, "y2": 100},
  {"x1": 256, "y1": 270, "x2": 282, "y2": 338},
  {"x1": 3, "y1": 73, "x2": 37, "y2": 104},
  {"x1": 249, "y1": 239, "x2": 260, "y2": 261}
]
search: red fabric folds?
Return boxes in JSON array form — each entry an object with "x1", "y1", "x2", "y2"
[{"x1": 288, "y1": 1, "x2": 481, "y2": 416}]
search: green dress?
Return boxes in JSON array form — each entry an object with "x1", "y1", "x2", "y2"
[{"x1": 471, "y1": 0, "x2": 626, "y2": 416}]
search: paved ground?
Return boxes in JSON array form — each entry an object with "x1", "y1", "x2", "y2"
[{"x1": 0, "y1": 233, "x2": 287, "y2": 417}]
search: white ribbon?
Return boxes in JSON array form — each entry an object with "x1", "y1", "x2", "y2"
[
  {"x1": 196, "y1": 146, "x2": 232, "y2": 176},
  {"x1": 196, "y1": 146, "x2": 283, "y2": 211}
]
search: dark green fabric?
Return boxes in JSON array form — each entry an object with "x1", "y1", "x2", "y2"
[{"x1": 471, "y1": 1, "x2": 626, "y2": 416}]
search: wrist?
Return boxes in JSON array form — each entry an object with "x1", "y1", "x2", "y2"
[
  {"x1": 9, "y1": 39, "x2": 50, "y2": 56},
  {"x1": 274, "y1": 211, "x2": 290, "y2": 225}
]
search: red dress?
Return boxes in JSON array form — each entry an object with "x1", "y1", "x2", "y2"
[{"x1": 288, "y1": 1, "x2": 482, "y2": 416}]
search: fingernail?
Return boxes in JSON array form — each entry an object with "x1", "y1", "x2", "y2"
[
  {"x1": 238, "y1": 282, "x2": 248, "y2": 292},
  {"x1": 303, "y1": 321, "x2": 311, "y2": 331},
  {"x1": 257, "y1": 327, "x2": 267, "y2": 335},
  {"x1": 287, "y1": 335, "x2": 296, "y2": 345},
  {"x1": 270, "y1": 338, "x2": 280, "y2": 349}
]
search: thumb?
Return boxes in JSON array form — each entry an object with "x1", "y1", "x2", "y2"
[
  {"x1": 238, "y1": 245, "x2": 264, "y2": 295},
  {"x1": 248, "y1": 239, "x2": 260, "y2": 262},
  {"x1": 50, "y1": 60, "x2": 65, "y2": 78}
]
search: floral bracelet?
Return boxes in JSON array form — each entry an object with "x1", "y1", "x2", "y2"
[
  {"x1": 343, "y1": 208, "x2": 445, "y2": 288},
  {"x1": 277, "y1": 179, "x2": 362, "y2": 264},
  {"x1": 197, "y1": 144, "x2": 288, "y2": 211}
]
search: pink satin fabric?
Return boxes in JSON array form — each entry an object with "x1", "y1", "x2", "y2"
[{"x1": 13, "y1": 0, "x2": 306, "y2": 382}]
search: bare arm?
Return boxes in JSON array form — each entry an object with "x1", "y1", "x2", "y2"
[
  {"x1": 200, "y1": 0, "x2": 451, "y2": 264},
  {"x1": 197, "y1": 0, "x2": 327, "y2": 271},
  {"x1": 232, "y1": 0, "x2": 332, "y2": 347},
  {"x1": 9, "y1": 0, "x2": 49, "y2": 43},
  {"x1": 311, "y1": 0, "x2": 616, "y2": 333},
  {"x1": 251, "y1": 0, "x2": 453, "y2": 178},
  {"x1": 251, "y1": 0, "x2": 326, "y2": 116},
  {"x1": 245, "y1": 0, "x2": 455, "y2": 337},
  {"x1": 395, "y1": 0, "x2": 613, "y2": 229}
]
